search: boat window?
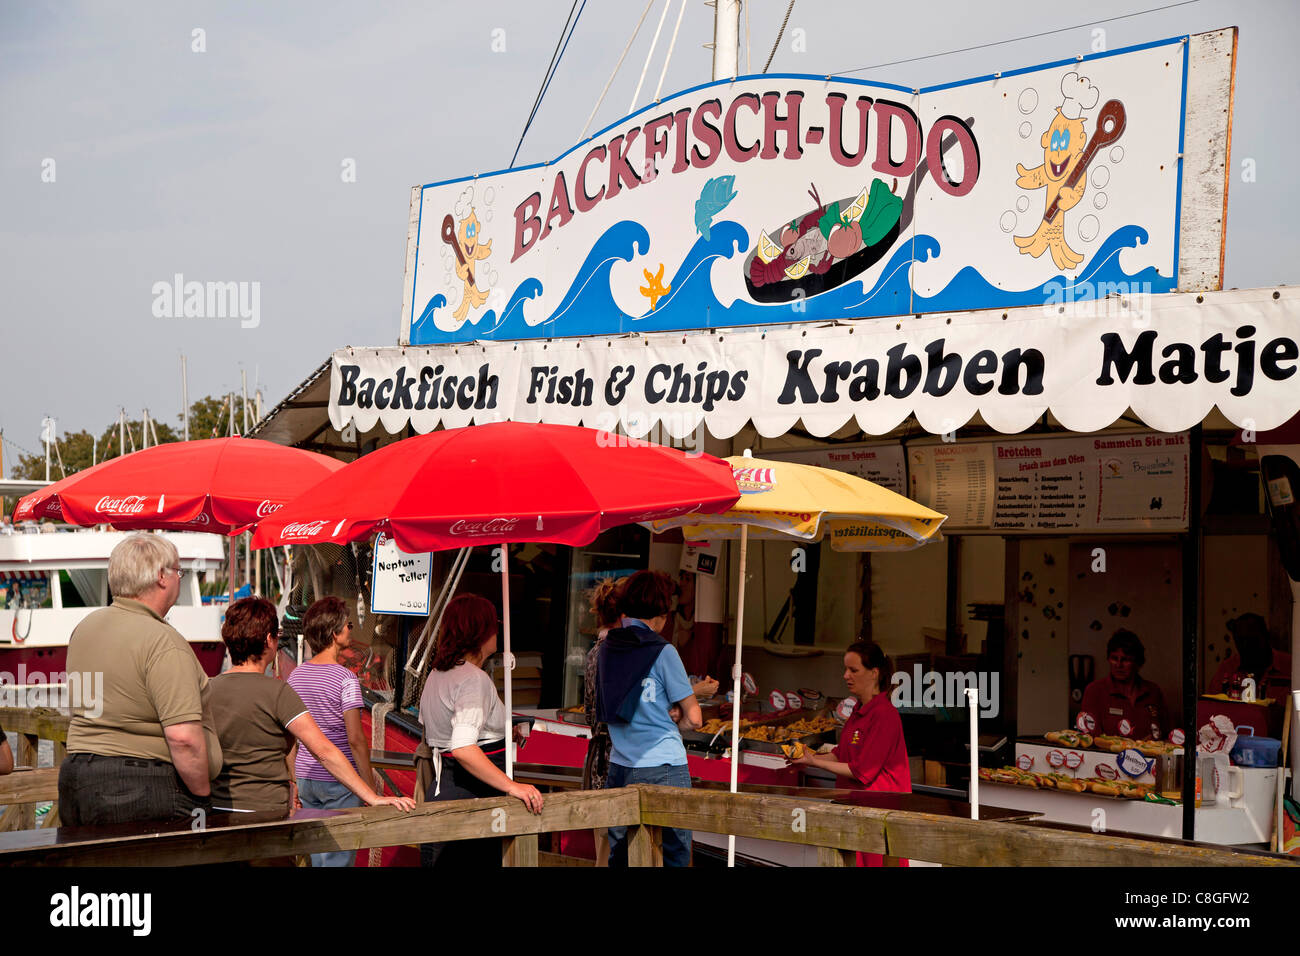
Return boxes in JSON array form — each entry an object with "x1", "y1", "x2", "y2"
[{"x1": 60, "y1": 569, "x2": 107, "y2": 608}]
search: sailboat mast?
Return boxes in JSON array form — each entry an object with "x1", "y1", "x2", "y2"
[{"x1": 711, "y1": 0, "x2": 740, "y2": 80}]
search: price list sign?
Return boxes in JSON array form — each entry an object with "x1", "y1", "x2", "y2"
[
  {"x1": 909, "y1": 432, "x2": 1188, "y2": 533},
  {"x1": 909, "y1": 443, "x2": 995, "y2": 528},
  {"x1": 766, "y1": 443, "x2": 906, "y2": 492},
  {"x1": 370, "y1": 534, "x2": 434, "y2": 616}
]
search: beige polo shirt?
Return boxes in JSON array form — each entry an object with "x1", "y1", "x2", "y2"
[{"x1": 66, "y1": 598, "x2": 222, "y2": 778}]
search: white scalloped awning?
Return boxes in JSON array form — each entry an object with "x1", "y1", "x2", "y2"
[{"x1": 331, "y1": 287, "x2": 1300, "y2": 440}]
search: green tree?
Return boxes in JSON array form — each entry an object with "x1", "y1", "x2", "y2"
[
  {"x1": 6, "y1": 401, "x2": 218, "y2": 481},
  {"x1": 184, "y1": 394, "x2": 234, "y2": 440}
]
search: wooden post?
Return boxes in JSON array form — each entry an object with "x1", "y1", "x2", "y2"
[
  {"x1": 16, "y1": 734, "x2": 37, "y2": 830},
  {"x1": 817, "y1": 846, "x2": 855, "y2": 867},
  {"x1": 627, "y1": 824, "x2": 663, "y2": 866},
  {"x1": 502, "y1": 833, "x2": 539, "y2": 867}
]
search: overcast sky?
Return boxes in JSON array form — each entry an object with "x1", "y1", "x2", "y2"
[{"x1": 1, "y1": 0, "x2": 1296, "y2": 461}]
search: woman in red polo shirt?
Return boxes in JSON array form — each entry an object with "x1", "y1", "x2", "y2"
[
  {"x1": 1079, "y1": 629, "x2": 1171, "y2": 740},
  {"x1": 790, "y1": 641, "x2": 910, "y2": 867},
  {"x1": 789, "y1": 641, "x2": 911, "y2": 791}
]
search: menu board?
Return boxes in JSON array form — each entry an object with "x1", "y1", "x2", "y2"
[
  {"x1": 765, "y1": 443, "x2": 906, "y2": 493},
  {"x1": 909, "y1": 432, "x2": 1188, "y2": 533},
  {"x1": 908, "y1": 442, "x2": 995, "y2": 527}
]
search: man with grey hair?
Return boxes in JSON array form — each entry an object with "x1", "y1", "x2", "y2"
[{"x1": 58, "y1": 533, "x2": 222, "y2": 826}]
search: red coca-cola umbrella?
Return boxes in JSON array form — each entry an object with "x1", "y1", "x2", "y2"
[
  {"x1": 251, "y1": 422, "x2": 739, "y2": 553},
  {"x1": 252, "y1": 421, "x2": 740, "y2": 778},
  {"x1": 13, "y1": 438, "x2": 343, "y2": 534}
]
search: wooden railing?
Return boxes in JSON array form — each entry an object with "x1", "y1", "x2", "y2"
[
  {"x1": 0, "y1": 706, "x2": 65, "y2": 832},
  {"x1": 3, "y1": 706, "x2": 1297, "y2": 868}
]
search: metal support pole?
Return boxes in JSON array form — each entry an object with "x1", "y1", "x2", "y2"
[
  {"x1": 1181, "y1": 424, "x2": 1203, "y2": 841},
  {"x1": 501, "y1": 545, "x2": 514, "y2": 779},
  {"x1": 967, "y1": 687, "x2": 980, "y2": 820},
  {"x1": 181, "y1": 355, "x2": 190, "y2": 442}
]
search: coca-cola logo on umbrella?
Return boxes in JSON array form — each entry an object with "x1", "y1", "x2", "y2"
[
  {"x1": 449, "y1": 518, "x2": 521, "y2": 536},
  {"x1": 185, "y1": 512, "x2": 211, "y2": 527},
  {"x1": 255, "y1": 500, "x2": 282, "y2": 518},
  {"x1": 628, "y1": 503, "x2": 703, "y2": 522},
  {"x1": 280, "y1": 520, "x2": 330, "y2": 539},
  {"x1": 95, "y1": 495, "x2": 149, "y2": 515}
]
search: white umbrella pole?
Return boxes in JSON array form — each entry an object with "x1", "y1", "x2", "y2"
[
  {"x1": 501, "y1": 545, "x2": 514, "y2": 780},
  {"x1": 727, "y1": 524, "x2": 749, "y2": 867},
  {"x1": 967, "y1": 687, "x2": 979, "y2": 820}
]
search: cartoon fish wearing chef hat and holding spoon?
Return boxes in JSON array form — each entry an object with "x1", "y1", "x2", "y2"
[{"x1": 1014, "y1": 72, "x2": 1126, "y2": 272}]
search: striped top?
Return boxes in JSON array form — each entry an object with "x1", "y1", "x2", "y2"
[{"x1": 286, "y1": 662, "x2": 364, "y2": 781}]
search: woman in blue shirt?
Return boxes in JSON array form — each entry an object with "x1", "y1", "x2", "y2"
[{"x1": 597, "y1": 570, "x2": 702, "y2": 866}]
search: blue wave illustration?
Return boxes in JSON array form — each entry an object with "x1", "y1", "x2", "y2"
[{"x1": 409, "y1": 222, "x2": 1172, "y2": 345}]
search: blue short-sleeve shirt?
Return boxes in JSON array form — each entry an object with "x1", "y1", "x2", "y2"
[{"x1": 607, "y1": 643, "x2": 694, "y2": 768}]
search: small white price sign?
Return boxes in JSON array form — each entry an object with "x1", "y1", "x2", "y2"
[
  {"x1": 1046, "y1": 750, "x2": 1065, "y2": 768},
  {"x1": 785, "y1": 692, "x2": 803, "y2": 710},
  {"x1": 769, "y1": 689, "x2": 788, "y2": 711},
  {"x1": 1118, "y1": 749, "x2": 1152, "y2": 778},
  {"x1": 370, "y1": 534, "x2": 433, "y2": 616},
  {"x1": 1064, "y1": 751, "x2": 1084, "y2": 769},
  {"x1": 1016, "y1": 753, "x2": 1034, "y2": 771}
]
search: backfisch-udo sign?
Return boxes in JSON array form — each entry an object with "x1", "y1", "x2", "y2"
[{"x1": 403, "y1": 37, "x2": 1190, "y2": 345}]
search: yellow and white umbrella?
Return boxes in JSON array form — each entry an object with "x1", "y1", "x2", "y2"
[
  {"x1": 646, "y1": 454, "x2": 946, "y2": 866},
  {"x1": 648, "y1": 455, "x2": 945, "y2": 551}
]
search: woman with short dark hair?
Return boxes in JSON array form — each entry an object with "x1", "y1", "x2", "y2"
[
  {"x1": 209, "y1": 597, "x2": 414, "y2": 817},
  {"x1": 418, "y1": 593, "x2": 544, "y2": 868},
  {"x1": 1079, "y1": 629, "x2": 1171, "y2": 740},
  {"x1": 286, "y1": 596, "x2": 379, "y2": 866},
  {"x1": 597, "y1": 569, "x2": 702, "y2": 867}
]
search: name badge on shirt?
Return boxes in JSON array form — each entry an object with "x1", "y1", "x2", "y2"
[{"x1": 1109, "y1": 707, "x2": 1124, "y2": 716}]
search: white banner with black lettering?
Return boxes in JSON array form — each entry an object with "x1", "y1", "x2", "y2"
[{"x1": 335, "y1": 287, "x2": 1299, "y2": 439}]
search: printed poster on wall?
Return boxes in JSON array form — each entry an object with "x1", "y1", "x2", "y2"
[{"x1": 404, "y1": 37, "x2": 1186, "y2": 346}]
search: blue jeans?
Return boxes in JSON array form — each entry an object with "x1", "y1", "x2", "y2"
[
  {"x1": 605, "y1": 762, "x2": 692, "y2": 867},
  {"x1": 297, "y1": 777, "x2": 363, "y2": 867}
]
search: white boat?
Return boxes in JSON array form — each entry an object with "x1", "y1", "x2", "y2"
[{"x1": 0, "y1": 524, "x2": 226, "y2": 678}]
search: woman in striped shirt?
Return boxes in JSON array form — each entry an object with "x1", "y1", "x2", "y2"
[{"x1": 287, "y1": 596, "x2": 381, "y2": 867}]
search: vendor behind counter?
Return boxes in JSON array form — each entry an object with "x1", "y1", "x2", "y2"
[
  {"x1": 1207, "y1": 612, "x2": 1292, "y2": 704},
  {"x1": 1079, "y1": 629, "x2": 1171, "y2": 740}
]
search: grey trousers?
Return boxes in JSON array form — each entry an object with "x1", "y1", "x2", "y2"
[{"x1": 58, "y1": 752, "x2": 211, "y2": 827}]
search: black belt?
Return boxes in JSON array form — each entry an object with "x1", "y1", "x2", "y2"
[{"x1": 68, "y1": 753, "x2": 173, "y2": 768}]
